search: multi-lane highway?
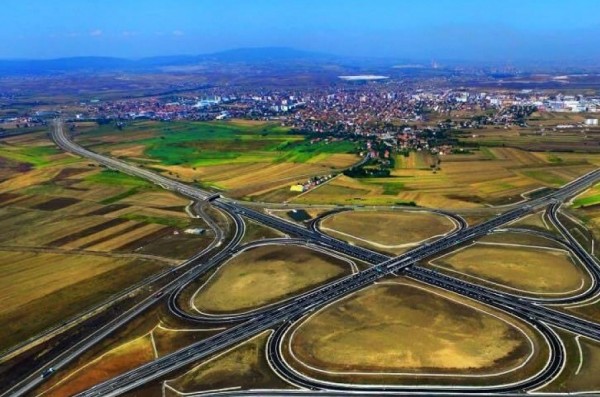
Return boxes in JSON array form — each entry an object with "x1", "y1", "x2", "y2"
[{"x1": 16, "y1": 120, "x2": 598, "y2": 396}]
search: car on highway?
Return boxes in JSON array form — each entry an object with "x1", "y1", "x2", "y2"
[{"x1": 41, "y1": 368, "x2": 55, "y2": 379}]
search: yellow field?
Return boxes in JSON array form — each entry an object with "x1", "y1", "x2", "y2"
[
  {"x1": 87, "y1": 223, "x2": 166, "y2": 251},
  {"x1": 431, "y1": 243, "x2": 587, "y2": 295},
  {"x1": 287, "y1": 281, "x2": 544, "y2": 383},
  {"x1": 193, "y1": 245, "x2": 352, "y2": 313},
  {"x1": 110, "y1": 144, "x2": 147, "y2": 158},
  {"x1": 320, "y1": 210, "x2": 455, "y2": 254},
  {"x1": 0, "y1": 251, "x2": 137, "y2": 315}
]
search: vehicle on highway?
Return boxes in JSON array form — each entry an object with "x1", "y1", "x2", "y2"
[{"x1": 40, "y1": 368, "x2": 55, "y2": 379}]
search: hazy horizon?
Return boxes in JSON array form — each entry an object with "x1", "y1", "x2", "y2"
[{"x1": 3, "y1": 0, "x2": 600, "y2": 63}]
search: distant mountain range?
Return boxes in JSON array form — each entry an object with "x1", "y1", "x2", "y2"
[{"x1": 0, "y1": 47, "x2": 344, "y2": 75}]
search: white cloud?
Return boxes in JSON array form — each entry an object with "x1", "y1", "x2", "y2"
[
  {"x1": 122, "y1": 31, "x2": 137, "y2": 37},
  {"x1": 172, "y1": 30, "x2": 185, "y2": 36},
  {"x1": 90, "y1": 29, "x2": 103, "y2": 37}
]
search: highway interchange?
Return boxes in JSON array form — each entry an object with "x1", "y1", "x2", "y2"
[{"x1": 6, "y1": 120, "x2": 600, "y2": 396}]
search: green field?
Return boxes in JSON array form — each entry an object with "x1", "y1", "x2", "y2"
[
  {"x1": 83, "y1": 121, "x2": 358, "y2": 167},
  {"x1": 0, "y1": 144, "x2": 64, "y2": 168},
  {"x1": 76, "y1": 120, "x2": 360, "y2": 199},
  {"x1": 84, "y1": 169, "x2": 153, "y2": 187}
]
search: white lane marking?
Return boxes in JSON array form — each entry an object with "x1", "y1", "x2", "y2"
[{"x1": 150, "y1": 330, "x2": 159, "y2": 359}]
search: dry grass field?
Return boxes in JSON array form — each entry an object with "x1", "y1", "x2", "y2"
[
  {"x1": 192, "y1": 245, "x2": 353, "y2": 314},
  {"x1": 166, "y1": 331, "x2": 289, "y2": 394},
  {"x1": 568, "y1": 337, "x2": 600, "y2": 391},
  {"x1": 320, "y1": 210, "x2": 455, "y2": 254},
  {"x1": 39, "y1": 334, "x2": 155, "y2": 397},
  {"x1": 286, "y1": 281, "x2": 546, "y2": 385},
  {"x1": 430, "y1": 242, "x2": 588, "y2": 296}
]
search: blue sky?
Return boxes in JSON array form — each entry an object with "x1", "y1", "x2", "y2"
[{"x1": 1, "y1": 0, "x2": 599, "y2": 61}]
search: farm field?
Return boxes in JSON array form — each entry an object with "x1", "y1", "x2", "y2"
[
  {"x1": 68, "y1": 120, "x2": 600, "y2": 208},
  {"x1": 285, "y1": 281, "x2": 547, "y2": 386},
  {"x1": 294, "y1": 148, "x2": 597, "y2": 208},
  {"x1": 0, "y1": 131, "x2": 215, "y2": 351},
  {"x1": 165, "y1": 331, "x2": 289, "y2": 395},
  {"x1": 429, "y1": 238, "x2": 589, "y2": 297},
  {"x1": 319, "y1": 210, "x2": 456, "y2": 254},
  {"x1": 192, "y1": 245, "x2": 354, "y2": 314},
  {"x1": 75, "y1": 120, "x2": 360, "y2": 199},
  {"x1": 456, "y1": 111, "x2": 600, "y2": 153},
  {"x1": 0, "y1": 250, "x2": 165, "y2": 351}
]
